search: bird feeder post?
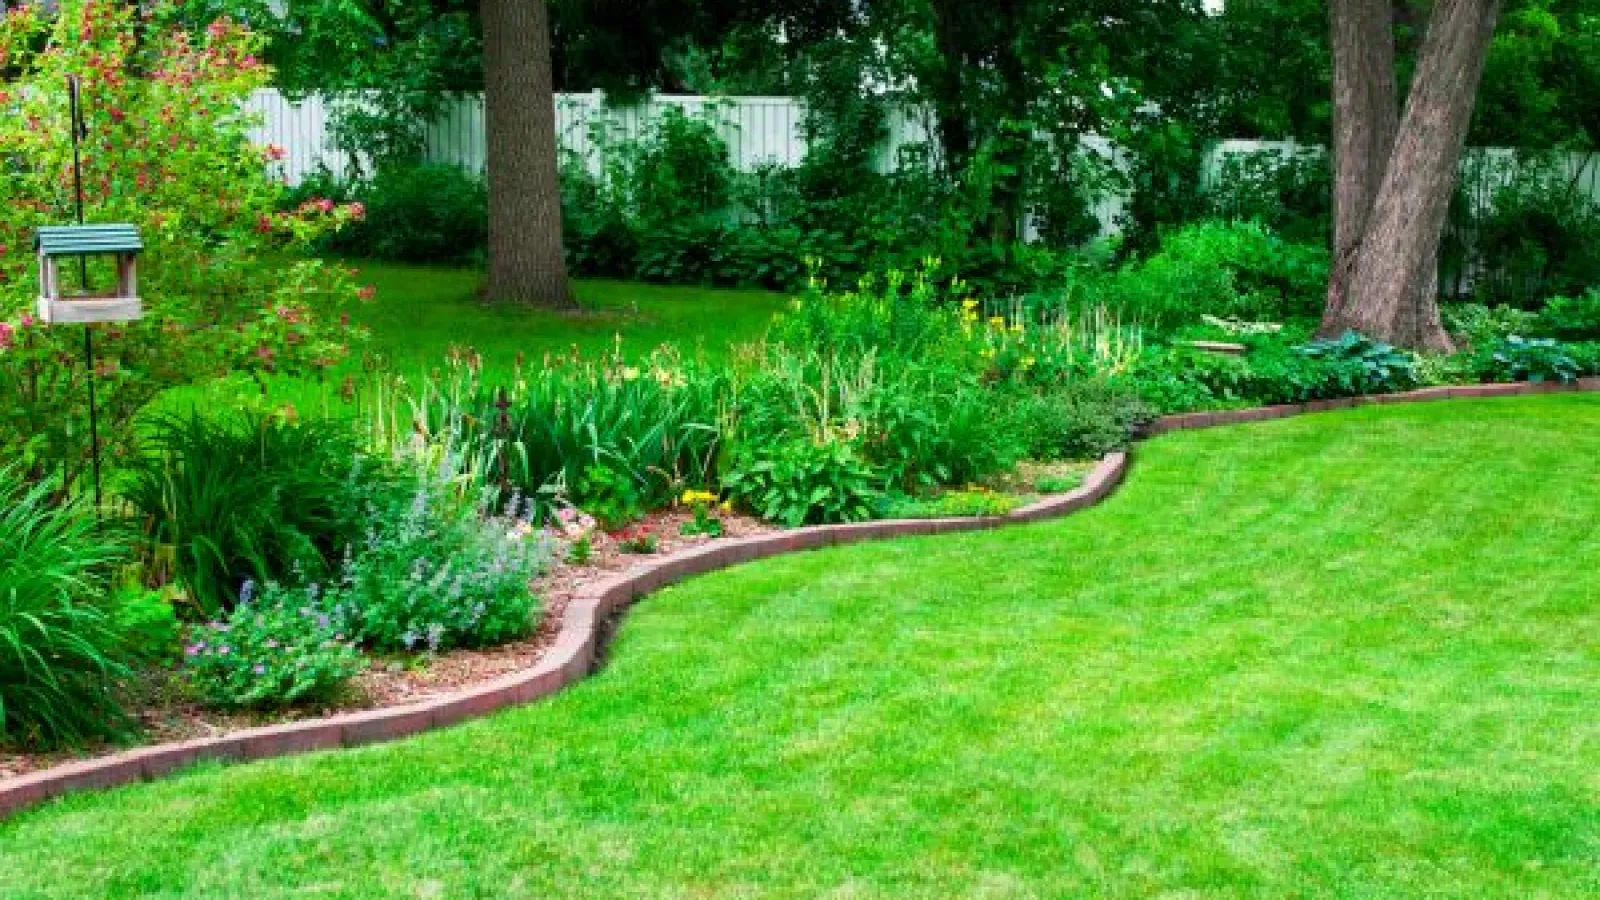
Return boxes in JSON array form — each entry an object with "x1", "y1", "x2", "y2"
[{"x1": 30, "y1": 76, "x2": 147, "y2": 514}]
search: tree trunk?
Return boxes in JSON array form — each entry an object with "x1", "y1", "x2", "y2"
[
  {"x1": 927, "y1": 0, "x2": 972, "y2": 175},
  {"x1": 1322, "y1": 0, "x2": 1501, "y2": 350},
  {"x1": 1321, "y1": 0, "x2": 1398, "y2": 326},
  {"x1": 482, "y1": 0, "x2": 576, "y2": 308}
]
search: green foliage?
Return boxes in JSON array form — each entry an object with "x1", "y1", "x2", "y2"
[
  {"x1": 1097, "y1": 221, "x2": 1329, "y2": 327},
  {"x1": 113, "y1": 587, "x2": 182, "y2": 666},
  {"x1": 184, "y1": 580, "x2": 364, "y2": 709},
  {"x1": 289, "y1": 164, "x2": 488, "y2": 265},
  {"x1": 1446, "y1": 152, "x2": 1600, "y2": 307},
  {"x1": 1203, "y1": 147, "x2": 1331, "y2": 244},
  {"x1": 1444, "y1": 302, "x2": 1542, "y2": 348},
  {"x1": 1533, "y1": 290, "x2": 1600, "y2": 341},
  {"x1": 366, "y1": 350, "x2": 725, "y2": 528},
  {"x1": 1034, "y1": 473, "x2": 1086, "y2": 494},
  {"x1": 1010, "y1": 381, "x2": 1154, "y2": 461},
  {"x1": 334, "y1": 482, "x2": 548, "y2": 653},
  {"x1": 879, "y1": 488, "x2": 1020, "y2": 520},
  {"x1": 1476, "y1": 336, "x2": 1580, "y2": 383},
  {"x1": 125, "y1": 414, "x2": 382, "y2": 619},
  {"x1": 1297, "y1": 331, "x2": 1421, "y2": 395},
  {"x1": 0, "y1": 472, "x2": 132, "y2": 748},
  {"x1": 0, "y1": 2, "x2": 368, "y2": 489},
  {"x1": 722, "y1": 438, "x2": 879, "y2": 527}
]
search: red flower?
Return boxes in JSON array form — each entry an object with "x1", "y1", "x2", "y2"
[{"x1": 357, "y1": 286, "x2": 376, "y2": 301}]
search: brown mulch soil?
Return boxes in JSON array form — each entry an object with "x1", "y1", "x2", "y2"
[
  {"x1": 0, "y1": 509, "x2": 775, "y2": 781},
  {"x1": 0, "y1": 461, "x2": 1094, "y2": 781}
]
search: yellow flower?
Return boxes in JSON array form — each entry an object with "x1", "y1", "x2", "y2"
[
  {"x1": 1022, "y1": 356, "x2": 1037, "y2": 368},
  {"x1": 681, "y1": 489, "x2": 719, "y2": 505},
  {"x1": 961, "y1": 299, "x2": 979, "y2": 312},
  {"x1": 980, "y1": 348, "x2": 996, "y2": 359},
  {"x1": 621, "y1": 366, "x2": 640, "y2": 382},
  {"x1": 988, "y1": 316, "x2": 1006, "y2": 330}
]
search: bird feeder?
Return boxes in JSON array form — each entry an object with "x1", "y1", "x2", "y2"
[{"x1": 34, "y1": 224, "x2": 143, "y2": 324}]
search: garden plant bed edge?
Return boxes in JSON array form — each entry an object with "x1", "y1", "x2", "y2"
[{"x1": 2, "y1": 380, "x2": 1596, "y2": 819}]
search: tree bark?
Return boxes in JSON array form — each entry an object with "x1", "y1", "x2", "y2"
[
  {"x1": 1321, "y1": 0, "x2": 1398, "y2": 326},
  {"x1": 482, "y1": 0, "x2": 576, "y2": 307},
  {"x1": 1322, "y1": 0, "x2": 1502, "y2": 350}
]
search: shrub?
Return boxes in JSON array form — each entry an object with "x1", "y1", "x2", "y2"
[
  {"x1": 1097, "y1": 221, "x2": 1329, "y2": 327},
  {"x1": 185, "y1": 580, "x2": 364, "y2": 709},
  {"x1": 125, "y1": 414, "x2": 386, "y2": 618},
  {"x1": 299, "y1": 164, "x2": 488, "y2": 265},
  {"x1": 337, "y1": 481, "x2": 549, "y2": 653},
  {"x1": 0, "y1": 472, "x2": 133, "y2": 748},
  {"x1": 1533, "y1": 290, "x2": 1600, "y2": 342},
  {"x1": 1476, "y1": 336, "x2": 1579, "y2": 384},
  {"x1": 0, "y1": 2, "x2": 368, "y2": 488},
  {"x1": 114, "y1": 587, "x2": 182, "y2": 665},
  {"x1": 722, "y1": 438, "x2": 880, "y2": 526},
  {"x1": 1012, "y1": 381, "x2": 1154, "y2": 460},
  {"x1": 1443, "y1": 302, "x2": 1540, "y2": 348}
]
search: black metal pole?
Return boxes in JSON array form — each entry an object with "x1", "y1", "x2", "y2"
[{"x1": 68, "y1": 75, "x2": 102, "y2": 514}]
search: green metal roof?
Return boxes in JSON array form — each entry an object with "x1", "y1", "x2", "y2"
[{"x1": 34, "y1": 224, "x2": 143, "y2": 257}]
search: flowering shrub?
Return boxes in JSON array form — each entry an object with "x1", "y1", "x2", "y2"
[
  {"x1": 185, "y1": 580, "x2": 364, "y2": 709},
  {"x1": 0, "y1": 1, "x2": 369, "y2": 488},
  {"x1": 337, "y1": 482, "x2": 550, "y2": 653}
]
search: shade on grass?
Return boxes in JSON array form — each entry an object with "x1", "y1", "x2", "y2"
[
  {"x1": 3, "y1": 396, "x2": 1598, "y2": 898},
  {"x1": 352, "y1": 263, "x2": 790, "y2": 375}
]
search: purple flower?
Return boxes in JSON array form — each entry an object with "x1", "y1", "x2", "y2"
[{"x1": 253, "y1": 664, "x2": 266, "y2": 675}]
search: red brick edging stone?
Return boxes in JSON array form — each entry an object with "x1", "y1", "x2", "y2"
[{"x1": 3, "y1": 379, "x2": 1596, "y2": 819}]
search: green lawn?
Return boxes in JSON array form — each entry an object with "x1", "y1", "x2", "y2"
[
  {"x1": 352, "y1": 263, "x2": 790, "y2": 373},
  {"x1": 4, "y1": 396, "x2": 1598, "y2": 898},
  {"x1": 173, "y1": 263, "x2": 790, "y2": 416}
]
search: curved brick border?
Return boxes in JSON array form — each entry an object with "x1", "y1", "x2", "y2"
[{"x1": 3, "y1": 378, "x2": 1596, "y2": 819}]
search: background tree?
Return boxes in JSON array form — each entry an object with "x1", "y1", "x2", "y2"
[
  {"x1": 1322, "y1": 0, "x2": 1505, "y2": 348},
  {"x1": 481, "y1": 0, "x2": 574, "y2": 307}
]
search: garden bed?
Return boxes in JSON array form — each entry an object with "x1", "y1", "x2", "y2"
[{"x1": 0, "y1": 507, "x2": 776, "y2": 781}]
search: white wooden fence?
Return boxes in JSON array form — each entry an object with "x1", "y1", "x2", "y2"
[{"x1": 246, "y1": 89, "x2": 1598, "y2": 241}]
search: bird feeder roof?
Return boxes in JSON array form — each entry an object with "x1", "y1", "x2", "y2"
[{"x1": 34, "y1": 224, "x2": 143, "y2": 257}]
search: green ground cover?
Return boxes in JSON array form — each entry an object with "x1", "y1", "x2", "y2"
[{"x1": 4, "y1": 395, "x2": 1596, "y2": 898}]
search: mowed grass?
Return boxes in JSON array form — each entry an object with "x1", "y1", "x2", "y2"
[
  {"x1": 171, "y1": 262, "x2": 790, "y2": 415},
  {"x1": 3, "y1": 396, "x2": 1598, "y2": 898},
  {"x1": 352, "y1": 263, "x2": 790, "y2": 372}
]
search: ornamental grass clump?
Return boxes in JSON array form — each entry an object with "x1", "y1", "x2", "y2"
[{"x1": 0, "y1": 471, "x2": 134, "y2": 747}]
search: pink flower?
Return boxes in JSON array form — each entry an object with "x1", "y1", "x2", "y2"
[
  {"x1": 348, "y1": 202, "x2": 366, "y2": 220},
  {"x1": 265, "y1": 143, "x2": 286, "y2": 161},
  {"x1": 0, "y1": 322, "x2": 13, "y2": 352},
  {"x1": 314, "y1": 198, "x2": 333, "y2": 213}
]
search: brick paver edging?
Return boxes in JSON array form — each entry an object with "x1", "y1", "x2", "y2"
[{"x1": 3, "y1": 378, "x2": 1596, "y2": 818}]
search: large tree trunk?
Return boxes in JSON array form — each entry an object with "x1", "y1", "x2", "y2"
[
  {"x1": 927, "y1": 0, "x2": 973, "y2": 175},
  {"x1": 1321, "y1": 0, "x2": 1398, "y2": 326},
  {"x1": 1322, "y1": 0, "x2": 1501, "y2": 350},
  {"x1": 482, "y1": 0, "x2": 576, "y2": 308}
]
